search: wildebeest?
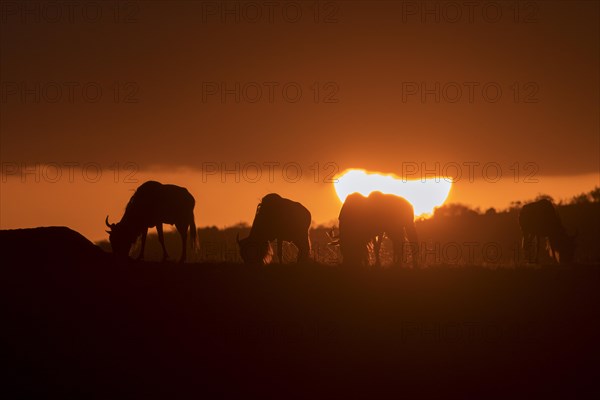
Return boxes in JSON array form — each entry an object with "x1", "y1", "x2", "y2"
[
  {"x1": 334, "y1": 193, "x2": 378, "y2": 265},
  {"x1": 519, "y1": 199, "x2": 576, "y2": 264},
  {"x1": 237, "y1": 193, "x2": 311, "y2": 264},
  {"x1": 335, "y1": 191, "x2": 419, "y2": 267},
  {"x1": 105, "y1": 181, "x2": 197, "y2": 263}
]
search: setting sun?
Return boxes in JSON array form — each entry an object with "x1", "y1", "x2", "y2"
[{"x1": 333, "y1": 169, "x2": 452, "y2": 216}]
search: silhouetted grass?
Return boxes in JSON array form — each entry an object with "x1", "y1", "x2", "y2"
[{"x1": 96, "y1": 201, "x2": 600, "y2": 266}]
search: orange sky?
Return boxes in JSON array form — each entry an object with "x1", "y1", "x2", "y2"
[{"x1": 1, "y1": 1, "x2": 598, "y2": 241}]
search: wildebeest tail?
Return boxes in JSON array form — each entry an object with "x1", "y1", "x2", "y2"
[{"x1": 190, "y1": 212, "x2": 199, "y2": 251}]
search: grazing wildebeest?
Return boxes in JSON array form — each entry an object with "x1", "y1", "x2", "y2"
[
  {"x1": 237, "y1": 193, "x2": 311, "y2": 264},
  {"x1": 335, "y1": 191, "x2": 419, "y2": 267},
  {"x1": 334, "y1": 193, "x2": 378, "y2": 265},
  {"x1": 519, "y1": 199, "x2": 576, "y2": 265},
  {"x1": 105, "y1": 181, "x2": 197, "y2": 263}
]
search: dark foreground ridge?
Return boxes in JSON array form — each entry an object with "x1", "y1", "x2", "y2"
[
  {"x1": 2, "y1": 228, "x2": 600, "y2": 397},
  {"x1": 1, "y1": 226, "x2": 109, "y2": 265}
]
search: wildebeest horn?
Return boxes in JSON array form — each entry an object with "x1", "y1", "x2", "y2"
[{"x1": 105, "y1": 215, "x2": 115, "y2": 229}]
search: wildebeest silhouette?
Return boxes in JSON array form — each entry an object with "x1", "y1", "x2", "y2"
[
  {"x1": 336, "y1": 191, "x2": 419, "y2": 267},
  {"x1": 332, "y1": 193, "x2": 378, "y2": 265},
  {"x1": 0, "y1": 226, "x2": 107, "y2": 265},
  {"x1": 237, "y1": 193, "x2": 311, "y2": 264},
  {"x1": 519, "y1": 199, "x2": 576, "y2": 264},
  {"x1": 105, "y1": 181, "x2": 197, "y2": 263}
]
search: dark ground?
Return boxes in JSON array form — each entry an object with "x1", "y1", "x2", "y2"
[{"x1": 3, "y1": 251, "x2": 600, "y2": 398}]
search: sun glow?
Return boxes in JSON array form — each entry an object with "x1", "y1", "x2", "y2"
[{"x1": 333, "y1": 169, "x2": 452, "y2": 217}]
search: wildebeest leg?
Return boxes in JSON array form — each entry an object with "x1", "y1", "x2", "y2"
[
  {"x1": 405, "y1": 224, "x2": 420, "y2": 268},
  {"x1": 522, "y1": 232, "x2": 535, "y2": 263},
  {"x1": 296, "y1": 237, "x2": 310, "y2": 263},
  {"x1": 176, "y1": 223, "x2": 188, "y2": 263},
  {"x1": 534, "y1": 235, "x2": 541, "y2": 264},
  {"x1": 156, "y1": 224, "x2": 169, "y2": 261},
  {"x1": 521, "y1": 233, "x2": 528, "y2": 263},
  {"x1": 548, "y1": 240, "x2": 558, "y2": 264},
  {"x1": 137, "y1": 229, "x2": 148, "y2": 260},
  {"x1": 392, "y1": 240, "x2": 402, "y2": 267},
  {"x1": 374, "y1": 236, "x2": 382, "y2": 267},
  {"x1": 277, "y1": 239, "x2": 283, "y2": 264},
  {"x1": 392, "y1": 238, "x2": 407, "y2": 268},
  {"x1": 362, "y1": 244, "x2": 370, "y2": 266}
]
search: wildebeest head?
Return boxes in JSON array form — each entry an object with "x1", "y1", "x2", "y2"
[
  {"x1": 105, "y1": 215, "x2": 138, "y2": 258},
  {"x1": 236, "y1": 233, "x2": 273, "y2": 265},
  {"x1": 555, "y1": 230, "x2": 577, "y2": 264},
  {"x1": 328, "y1": 228, "x2": 369, "y2": 264}
]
